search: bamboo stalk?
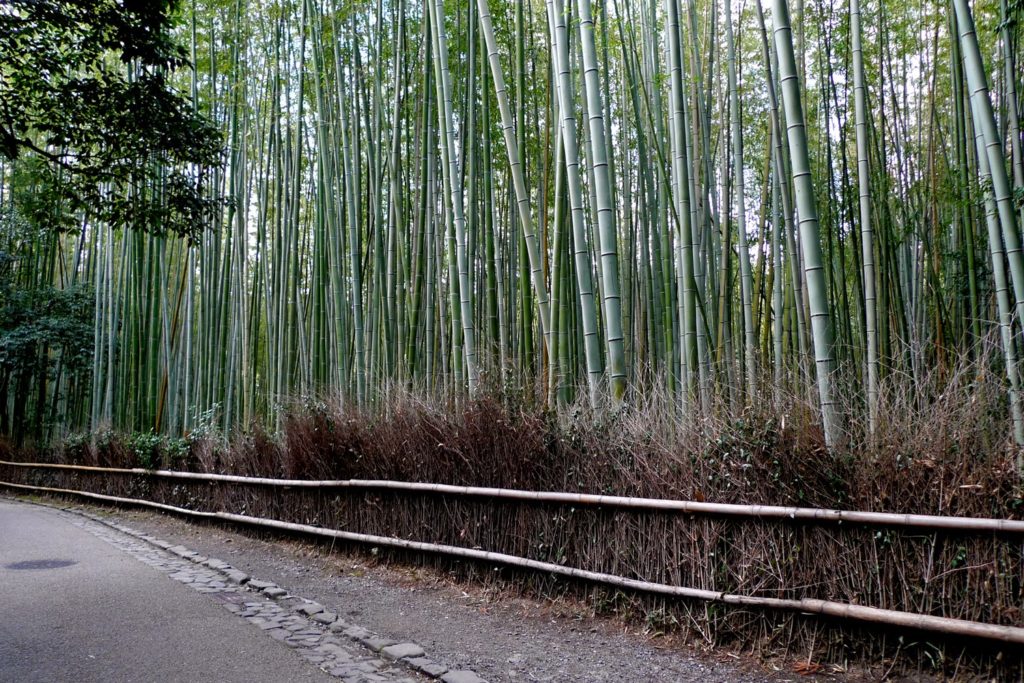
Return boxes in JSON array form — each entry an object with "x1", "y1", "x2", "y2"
[{"x1": 3, "y1": 462, "x2": 1023, "y2": 533}]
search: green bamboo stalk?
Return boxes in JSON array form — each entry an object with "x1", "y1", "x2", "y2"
[
  {"x1": 771, "y1": 0, "x2": 842, "y2": 448},
  {"x1": 577, "y1": 0, "x2": 627, "y2": 402},
  {"x1": 724, "y1": 0, "x2": 755, "y2": 400},
  {"x1": 546, "y1": 0, "x2": 603, "y2": 408},
  {"x1": 428, "y1": 0, "x2": 478, "y2": 395}
]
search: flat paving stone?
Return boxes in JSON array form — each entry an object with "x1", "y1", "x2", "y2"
[
  {"x1": 359, "y1": 637, "x2": 398, "y2": 652},
  {"x1": 405, "y1": 658, "x2": 448, "y2": 678},
  {"x1": 440, "y1": 671, "x2": 488, "y2": 683},
  {"x1": 225, "y1": 570, "x2": 250, "y2": 584},
  {"x1": 312, "y1": 611, "x2": 338, "y2": 625},
  {"x1": 314, "y1": 643, "x2": 352, "y2": 659},
  {"x1": 286, "y1": 633, "x2": 321, "y2": 644},
  {"x1": 381, "y1": 643, "x2": 425, "y2": 661},
  {"x1": 257, "y1": 620, "x2": 286, "y2": 631},
  {"x1": 296, "y1": 601, "x2": 325, "y2": 616},
  {"x1": 342, "y1": 626, "x2": 371, "y2": 639}
]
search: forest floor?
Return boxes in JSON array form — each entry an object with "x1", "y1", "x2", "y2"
[{"x1": 49, "y1": 499, "x2": 947, "y2": 683}]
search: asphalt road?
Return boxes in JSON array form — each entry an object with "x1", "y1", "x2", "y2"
[{"x1": 0, "y1": 498, "x2": 334, "y2": 683}]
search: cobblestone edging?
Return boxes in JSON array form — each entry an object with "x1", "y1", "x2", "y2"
[{"x1": 50, "y1": 503, "x2": 487, "y2": 683}]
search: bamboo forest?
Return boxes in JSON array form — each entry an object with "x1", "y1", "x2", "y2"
[
  {"x1": 9, "y1": 1, "x2": 1024, "y2": 675},
  {"x1": 3, "y1": 0, "x2": 1024, "y2": 461}
]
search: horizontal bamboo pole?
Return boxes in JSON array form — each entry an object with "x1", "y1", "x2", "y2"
[
  {"x1": 3, "y1": 479, "x2": 1024, "y2": 645},
  {"x1": 2, "y1": 459, "x2": 1022, "y2": 533}
]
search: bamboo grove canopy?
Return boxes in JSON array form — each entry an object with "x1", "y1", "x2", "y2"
[{"x1": 2, "y1": 0, "x2": 1024, "y2": 456}]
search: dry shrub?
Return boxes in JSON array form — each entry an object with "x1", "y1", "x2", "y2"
[
  {"x1": 855, "y1": 357, "x2": 1021, "y2": 519},
  {"x1": 224, "y1": 425, "x2": 285, "y2": 477},
  {"x1": 227, "y1": 361, "x2": 1016, "y2": 519},
  {"x1": 52, "y1": 346, "x2": 1015, "y2": 518}
]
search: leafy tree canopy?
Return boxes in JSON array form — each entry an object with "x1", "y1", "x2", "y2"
[
  {"x1": 0, "y1": 278, "x2": 94, "y2": 377},
  {"x1": 0, "y1": 198, "x2": 94, "y2": 441},
  {"x1": 0, "y1": 0, "x2": 223, "y2": 240}
]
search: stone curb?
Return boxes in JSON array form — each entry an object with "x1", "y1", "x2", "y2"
[{"x1": 59, "y1": 503, "x2": 487, "y2": 683}]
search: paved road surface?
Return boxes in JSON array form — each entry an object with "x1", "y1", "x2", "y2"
[{"x1": 0, "y1": 498, "x2": 335, "y2": 683}]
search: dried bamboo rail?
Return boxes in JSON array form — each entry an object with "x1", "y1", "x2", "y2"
[
  {"x1": 3, "y1": 479, "x2": 1023, "y2": 645},
  {"x1": 2, "y1": 460, "x2": 1023, "y2": 533}
]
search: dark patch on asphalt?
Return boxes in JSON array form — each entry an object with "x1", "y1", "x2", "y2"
[{"x1": 4, "y1": 559, "x2": 77, "y2": 570}]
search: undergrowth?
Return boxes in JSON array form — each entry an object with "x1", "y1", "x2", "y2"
[{"x1": 27, "y1": 351, "x2": 1023, "y2": 519}]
